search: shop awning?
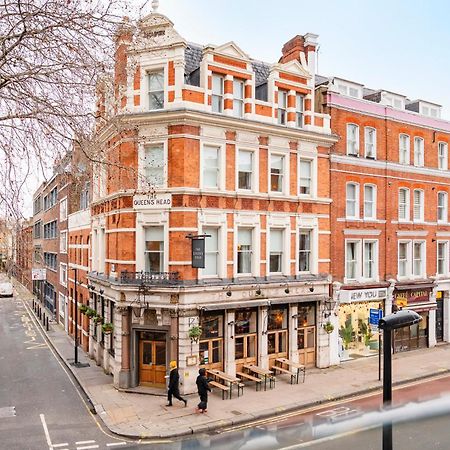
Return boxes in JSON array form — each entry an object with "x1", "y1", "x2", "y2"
[{"x1": 198, "y1": 295, "x2": 329, "y2": 311}]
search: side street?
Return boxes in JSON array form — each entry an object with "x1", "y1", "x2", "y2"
[{"x1": 13, "y1": 278, "x2": 450, "y2": 439}]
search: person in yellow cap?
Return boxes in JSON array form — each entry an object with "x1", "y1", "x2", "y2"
[{"x1": 167, "y1": 360, "x2": 187, "y2": 407}]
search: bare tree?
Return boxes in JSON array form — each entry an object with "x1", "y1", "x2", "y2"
[{"x1": 0, "y1": 0, "x2": 136, "y2": 218}]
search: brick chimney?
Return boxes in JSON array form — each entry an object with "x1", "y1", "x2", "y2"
[{"x1": 280, "y1": 33, "x2": 318, "y2": 73}]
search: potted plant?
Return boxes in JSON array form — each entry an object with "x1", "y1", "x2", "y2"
[
  {"x1": 102, "y1": 323, "x2": 114, "y2": 334},
  {"x1": 78, "y1": 304, "x2": 88, "y2": 314},
  {"x1": 85, "y1": 307, "x2": 96, "y2": 319},
  {"x1": 323, "y1": 321, "x2": 334, "y2": 334},
  {"x1": 188, "y1": 325, "x2": 202, "y2": 343},
  {"x1": 340, "y1": 319, "x2": 353, "y2": 359}
]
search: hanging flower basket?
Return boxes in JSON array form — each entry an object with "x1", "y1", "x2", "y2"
[
  {"x1": 78, "y1": 304, "x2": 88, "y2": 314},
  {"x1": 93, "y1": 315, "x2": 103, "y2": 324},
  {"x1": 85, "y1": 307, "x2": 96, "y2": 319},
  {"x1": 323, "y1": 322, "x2": 334, "y2": 334},
  {"x1": 188, "y1": 325, "x2": 202, "y2": 343},
  {"x1": 102, "y1": 323, "x2": 114, "y2": 334}
]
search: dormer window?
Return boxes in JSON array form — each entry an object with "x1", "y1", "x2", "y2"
[
  {"x1": 233, "y1": 79, "x2": 244, "y2": 118},
  {"x1": 296, "y1": 94, "x2": 304, "y2": 128},
  {"x1": 148, "y1": 71, "x2": 164, "y2": 110},
  {"x1": 278, "y1": 90, "x2": 288, "y2": 125}
]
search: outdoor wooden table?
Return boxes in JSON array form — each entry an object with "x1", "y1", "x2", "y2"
[
  {"x1": 206, "y1": 369, "x2": 243, "y2": 398},
  {"x1": 243, "y1": 364, "x2": 274, "y2": 391},
  {"x1": 275, "y1": 357, "x2": 306, "y2": 383}
]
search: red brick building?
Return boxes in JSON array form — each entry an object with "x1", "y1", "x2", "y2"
[
  {"x1": 316, "y1": 77, "x2": 450, "y2": 357},
  {"x1": 88, "y1": 7, "x2": 336, "y2": 392},
  {"x1": 13, "y1": 219, "x2": 33, "y2": 290}
]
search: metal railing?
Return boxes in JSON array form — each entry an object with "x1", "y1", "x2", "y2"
[{"x1": 120, "y1": 270, "x2": 180, "y2": 286}]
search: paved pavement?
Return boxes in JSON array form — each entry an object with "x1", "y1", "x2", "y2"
[{"x1": 13, "y1": 279, "x2": 450, "y2": 440}]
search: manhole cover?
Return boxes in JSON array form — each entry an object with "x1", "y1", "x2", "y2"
[
  {"x1": 230, "y1": 410, "x2": 242, "y2": 415},
  {"x1": 0, "y1": 407, "x2": 16, "y2": 418}
]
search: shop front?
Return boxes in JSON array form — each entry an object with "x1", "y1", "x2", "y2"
[
  {"x1": 338, "y1": 287, "x2": 387, "y2": 359},
  {"x1": 392, "y1": 285, "x2": 435, "y2": 353},
  {"x1": 199, "y1": 312, "x2": 224, "y2": 370},
  {"x1": 296, "y1": 303, "x2": 316, "y2": 366},
  {"x1": 267, "y1": 305, "x2": 288, "y2": 368},
  {"x1": 234, "y1": 308, "x2": 258, "y2": 372}
]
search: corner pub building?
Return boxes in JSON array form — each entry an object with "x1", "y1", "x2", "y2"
[{"x1": 88, "y1": 7, "x2": 338, "y2": 394}]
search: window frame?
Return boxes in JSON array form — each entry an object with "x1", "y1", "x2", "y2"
[
  {"x1": 202, "y1": 226, "x2": 220, "y2": 278},
  {"x1": 268, "y1": 228, "x2": 285, "y2": 275},
  {"x1": 397, "y1": 240, "x2": 426, "y2": 279},
  {"x1": 413, "y1": 189, "x2": 424, "y2": 222},
  {"x1": 413, "y1": 137, "x2": 424, "y2": 167},
  {"x1": 60, "y1": 197, "x2": 67, "y2": 221},
  {"x1": 233, "y1": 79, "x2": 244, "y2": 118},
  {"x1": 437, "y1": 191, "x2": 448, "y2": 223},
  {"x1": 298, "y1": 229, "x2": 312, "y2": 273},
  {"x1": 269, "y1": 152, "x2": 286, "y2": 194},
  {"x1": 364, "y1": 127, "x2": 377, "y2": 159},
  {"x1": 144, "y1": 226, "x2": 165, "y2": 273},
  {"x1": 345, "y1": 239, "x2": 378, "y2": 282},
  {"x1": 236, "y1": 227, "x2": 254, "y2": 276},
  {"x1": 399, "y1": 134, "x2": 410, "y2": 164},
  {"x1": 363, "y1": 184, "x2": 376, "y2": 220},
  {"x1": 236, "y1": 149, "x2": 254, "y2": 191},
  {"x1": 142, "y1": 142, "x2": 166, "y2": 188},
  {"x1": 346, "y1": 123, "x2": 359, "y2": 156},
  {"x1": 60, "y1": 230, "x2": 67, "y2": 253},
  {"x1": 298, "y1": 158, "x2": 313, "y2": 196},
  {"x1": 60, "y1": 262, "x2": 67, "y2": 287},
  {"x1": 438, "y1": 142, "x2": 448, "y2": 170},
  {"x1": 346, "y1": 182, "x2": 360, "y2": 219},
  {"x1": 147, "y1": 69, "x2": 165, "y2": 111},
  {"x1": 201, "y1": 143, "x2": 223, "y2": 190},
  {"x1": 295, "y1": 94, "x2": 304, "y2": 128},
  {"x1": 212, "y1": 74, "x2": 224, "y2": 113},
  {"x1": 277, "y1": 89, "x2": 288, "y2": 125},
  {"x1": 398, "y1": 188, "x2": 410, "y2": 222},
  {"x1": 437, "y1": 241, "x2": 449, "y2": 276}
]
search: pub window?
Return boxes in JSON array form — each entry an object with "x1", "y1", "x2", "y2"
[
  {"x1": 235, "y1": 309, "x2": 257, "y2": 361},
  {"x1": 267, "y1": 306, "x2": 288, "y2": 355},
  {"x1": 144, "y1": 227, "x2": 164, "y2": 272},
  {"x1": 297, "y1": 304, "x2": 316, "y2": 366},
  {"x1": 199, "y1": 313, "x2": 223, "y2": 367}
]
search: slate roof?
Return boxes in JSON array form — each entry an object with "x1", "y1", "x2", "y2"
[
  {"x1": 251, "y1": 60, "x2": 271, "y2": 87},
  {"x1": 184, "y1": 42, "x2": 203, "y2": 76}
]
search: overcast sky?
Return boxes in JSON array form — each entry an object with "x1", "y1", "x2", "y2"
[{"x1": 158, "y1": 0, "x2": 450, "y2": 118}]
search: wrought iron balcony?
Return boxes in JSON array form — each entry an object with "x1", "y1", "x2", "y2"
[{"x1": 120, "y1": 270, "x2": 180, "y2": 286}]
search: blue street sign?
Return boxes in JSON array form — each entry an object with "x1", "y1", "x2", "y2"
[{"x1": 370, "y1": 308, "x2": 383, "y2": 326}]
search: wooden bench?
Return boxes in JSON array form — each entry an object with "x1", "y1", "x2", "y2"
[
  {"x1": 271, "y1": 366, "x2": 297, "y2": 384},
  {"x1": 209, "y1": 380, "x2": 230, "y2": 400},
  {"x1": 236, "y1": 371, "x2": 263, "y2": 391}
]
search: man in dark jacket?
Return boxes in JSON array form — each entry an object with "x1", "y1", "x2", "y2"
[
  {"x1": 196, "y1": 368, "x2": 211, "y2": 413},
  {"x1": 167, "y1": 361, "x2": 187, "y2": 407}
]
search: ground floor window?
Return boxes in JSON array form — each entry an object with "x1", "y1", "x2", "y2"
[
  {"x1": 235, "y1": 309, "x2": 257, "y2": 365},
  {"x1": 199, "y1": 312, "x2": 223, "y2": 368},
  {"x1": 393, "y1": 311, "x2": 428, "y2": 352},
  {"x1": 267, "y1": 306, "x2": 288, "y2": 361},
  {"x1": 297, "y1": 303, "x2": 316, "y2": 366}
]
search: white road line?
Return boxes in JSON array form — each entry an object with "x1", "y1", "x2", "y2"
[
  {"x1": 52, "y1": 444, "x2": 69, "y2": 448},
  {"x1": 39, "y1": 414, "x2": 52, "y2": 450},
  {"x1": 106, "y1": 443, "x2": 127, "y2": 447},
  {"x1": 76, "y1": 445, "x2": 99, "y2": 450},
  {"x1": 75, "y1": 441, "x2": 95, "y2": 445}
]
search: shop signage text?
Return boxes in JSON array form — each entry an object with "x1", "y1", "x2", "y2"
[
  {"x1": 191, "y1": 237, "x2": 205, "y2": 269},
  {"x1": 133, "y1": 193, "x2": 172, "y2": 209},
  {"x1": 340, "y1": 288, "x2": 387, "y2": 303},
  {"x1": 394, "y1": 289, "x2": 430, "y2": 306}
]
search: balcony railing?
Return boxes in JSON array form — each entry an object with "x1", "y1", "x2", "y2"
[{"x1": 120, "y1": 270, "x2": 180, "y2": 286}]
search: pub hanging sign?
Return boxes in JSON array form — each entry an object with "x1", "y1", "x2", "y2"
[{"x1": 186, "y1": 234, "x2": 211, "y2": 269}]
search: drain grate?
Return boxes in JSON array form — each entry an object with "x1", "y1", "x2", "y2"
[{"x1": 0, "y1": 407, "x2": 16, "y2": 418}]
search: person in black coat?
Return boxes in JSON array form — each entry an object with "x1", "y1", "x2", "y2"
[
  {"x1": 167, "y1": 361, "x2": 187, "y2": 407},
  {"x1": 196, "y1": 367, "x2": 211, "y2": 413}
]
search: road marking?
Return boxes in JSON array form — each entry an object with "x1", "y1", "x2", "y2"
[
  {"x1": 76, "y1": 441, "x2": 96, "y2": 445},
  {"x1": 106, "y1": 443, "x2": 127, "y2": 447},
  {"x1": 40, "y1": 414, "x2": 52, "y2": 450},
  {"x1": 77, "y1": 445, "x2": 99, "y2": 450},
  {"x1": 52, "y1": 444, "x2": 69, "y2": 448}
]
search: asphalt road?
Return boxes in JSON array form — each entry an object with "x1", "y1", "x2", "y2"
[{"x1": 0, "y1": 290, "x2": 130, "y2": 450}]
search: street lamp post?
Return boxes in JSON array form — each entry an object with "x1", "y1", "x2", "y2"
[{"x1": 378, "y1": 309, "x2": 422, "y2": 450}]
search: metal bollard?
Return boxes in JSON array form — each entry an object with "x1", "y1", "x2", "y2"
[
  {"x1": 45, "y1": 316, "x2": 49, "y2": 331},
  {"x1": 42, "y1": 312, "x2": 45, "y2": 325}
]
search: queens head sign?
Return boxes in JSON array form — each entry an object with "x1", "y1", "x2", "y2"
[{"x1": 133, "y1": 193, "x2": 172, "y2": 209}]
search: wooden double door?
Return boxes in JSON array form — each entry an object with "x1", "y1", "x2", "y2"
[{"x1": 139, "y1": 331, "x2": 167, "y2": 386}]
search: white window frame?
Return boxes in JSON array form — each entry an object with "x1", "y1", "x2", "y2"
[
  {"x1": 399, "y1": 134, "x2": 410, "y2": 164},
  {"x1": 346, "y1": 123, "x2": 359, "y2": 156},
  {"x1": 414, "y1": 137, "x2": 424, "y2": 167},
  {"x1": 143, "y1": 226, "x2": 165, "y2": 273},
  {"x1": 398, "y1": 240, "x2": 426, "y2": 279},
  {"x1": 412, "y1": 241, "x2": 426, "y2": 278},
  {"x1": 363, "y1": 184, "x2": 376, "y2": 219},
  {"x1": 398, "y1": 188, "x2": 410, "y2": 222},
  {"x1": 233, "y1": 79, "x2": 244, "y2": 118},
  {"x1": 364, "y1": 127, "x2": 377, "y2": 159},
  {"x1": 437, "y1": 241, "x2": 449, "y2": 276},
  {"x1": 398, "y1": 241, "x2": 411, "y2": 278},
  {"x1": 147, "y1": 69, "x2": 165, "y2": 111},
  {"x1": 236, "y1": 149, "x2": 255, "y2": 191},
  {"x1": 278, "y1": 89, "x2": 288, "y2": 125},
  {"x1": 438, "y1": 142, "x2": 448, "y2": 170},
  {"x1": 438, "y1": 191, "x2": 448, "y2": 223},
  {"x1": 60, "y1": 197, "x2": 67, "y2": 221},
  {"x1": 346, "y1": 182, "x2": 360, "y2": 219},
  {"x1": 299, "y1": 158, "x2": 313, "y2": 197},
  {"x1": 142, "y1": 142, "x2": 166, "y2": 188},
  {"x1": 268, "y1": 228, "x2": 285, "y2": 275},
  {"x1": 60, "y1": 262, "x2": 67, "y2": 287},
  {"x1": 60, "y1": 230, "x2": 67, "y2": 253},
  {"x1": 296, "y1": 94, "x2": 304, "y2": 128},
  {"x1": 345, "y1": 239, "x2": 378, "y2": 282},
  {"x1": 269, "y1": 152, "x2": 287, "y2": 195},
  {"x1": 59, "y1": 293, "x2": 65, "y2": 319},
  {"x1": 201, "y1": 143, "x2": 224, "y2": 190},
  {"x1": 298, "y1": 228, "x2": 315, "y2": 274},
  {"x1": 236, "y1": 227, "x2": 254, "y2": 276},
  {"x1": 212, "y1": 74, "x2": 224, "y2": 113},
  {"x1": 202, "y1": 226, "x2": 220, "y2": 278},
  {"x1": 413, "y1": 189, "x2": 424, "y2": 222}
]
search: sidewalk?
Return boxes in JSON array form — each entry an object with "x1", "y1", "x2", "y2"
[{"x1": 14, "y1": 279, "x2": 450, "y2": 439}]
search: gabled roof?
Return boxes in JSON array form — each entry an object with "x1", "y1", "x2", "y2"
[{"x1": 211, "y1": 41, "x2": 250, "y2": 61}]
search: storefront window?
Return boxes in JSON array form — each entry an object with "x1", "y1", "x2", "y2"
[
  {"x1": 338, "y1": 301, "x2": 383, "y2": 357},
  {"x1": 199, "y1": 313, "x2": 223, "y2": 367},
  {"x1": 268, "y1": 307, "x2": 287, "y2": 330},
  {"x1": 268, "y1": 306, "x2": 288, "y2": 356}
]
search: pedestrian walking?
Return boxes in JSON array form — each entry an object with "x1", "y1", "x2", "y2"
[
  {"x1": 196, "y1": 367, "x2": 211, "y2": 413},
  {"x1": 166, "y1": 360, "x2": 187, "y2": 407}
]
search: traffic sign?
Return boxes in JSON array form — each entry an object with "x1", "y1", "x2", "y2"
[{"x1": 369, "y1": 308, "x2": 383, "y2": 326}]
